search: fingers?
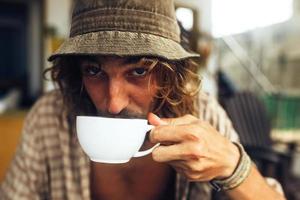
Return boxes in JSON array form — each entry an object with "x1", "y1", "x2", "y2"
[
  {"x1": 147, "y1": 113, "x2": 168, "y2": 126},
  {"x1": 148, "y1": 113, "x2": 204, "y2": 144},
  {"x1": 152, "y1": 142, "x2": 206, "y2": 162},
  {"x1": 149, "y1": 123, "x2": 206, "y2": 144},
  {"x1": 161, "y1": 114, "x2": 198, "y2": 125},
  {"x1": 156, "y1": 153, "x2": 214, "y2": 182},
  {"x1": 152, "y1": 144, "x2": 184, "y2": 162},
  {"x1": 171, "y1": 160, "x2": 220, "y2": 182},
  {"x1": 147, "y1": 113, "x2": 237, "y2": 182},
  {"x1": 148, "y1": 113, "x2": 197, "y2": 126}
]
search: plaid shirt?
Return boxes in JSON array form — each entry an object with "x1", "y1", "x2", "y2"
[{"x1": 0, "y1": 90, "x2": 240, "y2": 200}]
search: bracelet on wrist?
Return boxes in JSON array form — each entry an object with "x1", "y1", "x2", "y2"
[{"x1": 209, "y1": 142, "x2": 252, "y2": 192}]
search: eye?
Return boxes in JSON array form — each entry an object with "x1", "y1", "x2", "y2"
[
  {"x1": 130, "y1": 68, "x2": 148, "y2": 77},
  {"x1": 82, "y1": 65, "x2": 103, "y2": 77}
]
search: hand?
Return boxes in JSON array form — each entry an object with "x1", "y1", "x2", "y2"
[{"x1": 148, "y1": 113, "x2": 240, "y2": 182}]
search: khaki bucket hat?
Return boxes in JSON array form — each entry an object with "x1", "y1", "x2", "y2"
[{"x1": 48, "y1": 0, "x2": 200, "y2": 61}]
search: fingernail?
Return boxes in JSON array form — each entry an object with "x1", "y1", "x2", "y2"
[
  {"x1": 150, "y1": 113, "x2": 168, "y2": 125},
  {"x1": 151, "y1": 113, "x2": 161, "y2": 121}
]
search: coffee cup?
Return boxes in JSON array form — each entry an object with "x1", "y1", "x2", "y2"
[{"x1": 76, "y1": 116, "x2": 158, "y2": 163}]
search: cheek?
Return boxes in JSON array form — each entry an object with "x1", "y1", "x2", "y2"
[
  {"x1": 129, "y1": 79, "x2": 157, "y2": 108},
  {"x1": 83, "y1": 78, "x2": 106, "y2": 106}
]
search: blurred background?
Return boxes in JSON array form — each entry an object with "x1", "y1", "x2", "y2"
[{"x1": 0, "y1": 0, "x2": 299, "y2": 199}]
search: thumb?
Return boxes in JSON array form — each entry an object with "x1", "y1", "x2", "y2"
[{"x1": 147, "y1": 113, "x2": 168, "y2": 126}]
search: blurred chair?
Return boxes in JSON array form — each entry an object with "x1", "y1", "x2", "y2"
[{"x1": 220, "y1": 91, "x2": 292, "y2": 192}]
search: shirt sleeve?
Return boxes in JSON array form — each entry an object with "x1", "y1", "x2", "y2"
[
  {"x1": 0, "y1": 101, "x2": 47, "y2": 200},
  {"x1": 198, "y1": 92, "x2": 239, "y2": 142}
]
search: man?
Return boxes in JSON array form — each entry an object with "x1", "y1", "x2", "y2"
[{"x1": 0, "y1": 0, "x2": 285, "y2": 199}]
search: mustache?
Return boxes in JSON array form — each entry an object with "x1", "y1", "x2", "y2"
[{"x1": 96, "y1": 109, "x2": 147, "y2": 119}]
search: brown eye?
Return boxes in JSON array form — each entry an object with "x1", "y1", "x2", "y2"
[
  {"x1": 130, "y1": 68, "x2": 148, "y2": 77},
  {"x1": 82, "y1": 65, "x2": 103, "y2": 77}
]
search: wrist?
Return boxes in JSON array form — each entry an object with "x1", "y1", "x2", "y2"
[
  {"x1": 217, "y1": 141, "x2": 241, "y2": 179},
  {"x1": 210, "y1": 142, "x2": 252, "y2": 191},
  {"x1": 224, "y1": 142, "x2": 241, "y2": 178}
]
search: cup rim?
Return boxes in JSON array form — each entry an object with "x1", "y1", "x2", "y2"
[{"x1": 76, "y1": 115, "x2": 148, "y2": 121}]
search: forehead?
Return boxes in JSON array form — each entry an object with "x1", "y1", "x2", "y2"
[{"x1": 78, "y1": 56, "x2": 144, "y2": 66}]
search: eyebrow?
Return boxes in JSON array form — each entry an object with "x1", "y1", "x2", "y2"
[
  {"x1": 78, "y1": 56, "x2": 143, "y2": 66},
  {"x1": 78, "y1": 56, "x2": 99, "y2": 64},
  {"x1": 121, "y1": 56, "x2": 143, "y2": 65}
]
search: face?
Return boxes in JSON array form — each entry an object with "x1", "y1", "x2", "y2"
[{"x1": 80, "y1": 56, "x2": 157, "y2": 118}]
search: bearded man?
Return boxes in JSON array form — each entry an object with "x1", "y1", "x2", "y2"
[{"x1": 0, "y1": 0, "x2": 285, "y2": 199}]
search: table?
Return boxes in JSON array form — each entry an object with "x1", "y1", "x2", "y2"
[
  {"x1": 0, "y1": 110, "x2": 27, "y2": 182},
  {"x1": 272, "y1": 129, "x2": 300, "y2": 145}
]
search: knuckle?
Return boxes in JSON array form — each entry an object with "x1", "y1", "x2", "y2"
[
  {"x1": 183, "y1": 131, "x2": 200, "y2": 141},
  {"x1": 192, "y1": 165, "x2": 203, "y2": 174},
  {"x1": 149, "y1": 130, "x2": 160, "y2": 143},
  {"x1": 186, "y1": 163, "x2": 195, "y2": 171},
  {"x1": 156, "y1": 125, "x2": 165, "y2": 132},
  {"x1": 149, "y1": 133, "x2": 156, "y2": 143},
  {"x1": 189, "y1": 163, "x2": 199, "y2": 171},
  {"x1": 186, "y1": 173, "x2": 199, "y2": 181},
  {"x1": 182, "y1": 152, "x2": 200, "y2": 160},
  {"x1": 151, "y1": 148, "x2": 161, "y2": 162},
  {"x1": 185, "y1": 161, "x2": 203, "y2": 174},
  {"x1": 188, "y1": 144, "x2": 203, "y2": 158}
]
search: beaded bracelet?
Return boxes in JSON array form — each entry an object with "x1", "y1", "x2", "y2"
[{"x1": 209, "y1": 142, "x2": 252, "y2": 191}]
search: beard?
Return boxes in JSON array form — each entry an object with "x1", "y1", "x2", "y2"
[{"x1": 96, "y1": 109, "x2": 147, "y2": 119}]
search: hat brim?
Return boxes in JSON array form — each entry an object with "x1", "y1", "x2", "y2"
[{"x1": 48, "y1": 31, "x2": 200, "y2": 61}]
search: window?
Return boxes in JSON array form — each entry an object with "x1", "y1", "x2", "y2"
[
  {"x1": 212, "y1": 0, "x2": 293, "y2": 37},
  {"x1": 176, "y1": 7, "x2": 194, "y2": 31}
]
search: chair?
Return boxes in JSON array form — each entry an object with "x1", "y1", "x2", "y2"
[{"x1": 219, "y1": 91, "x2": 291, "y2": 190}]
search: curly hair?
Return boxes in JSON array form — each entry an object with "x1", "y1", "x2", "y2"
[{"x1": 44, "y1": 56, "x2": 201, "y2": 130}]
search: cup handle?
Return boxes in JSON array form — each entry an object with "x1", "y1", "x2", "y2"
[{"x1": 133, "y1": 125, "x2": 160, "y2": 157}]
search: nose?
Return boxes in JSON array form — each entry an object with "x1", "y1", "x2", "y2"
[{"x1": 106, "y1": 79, "x2": 129, "y2": 114}]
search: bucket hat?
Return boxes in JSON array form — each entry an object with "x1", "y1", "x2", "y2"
[{"x1": 48, "y1": 0, "x2": 200, "y2": 61}]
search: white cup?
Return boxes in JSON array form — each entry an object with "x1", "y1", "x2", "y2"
[{"x1": 76, "y1": 116, "x2": 158, "y2": 163}]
